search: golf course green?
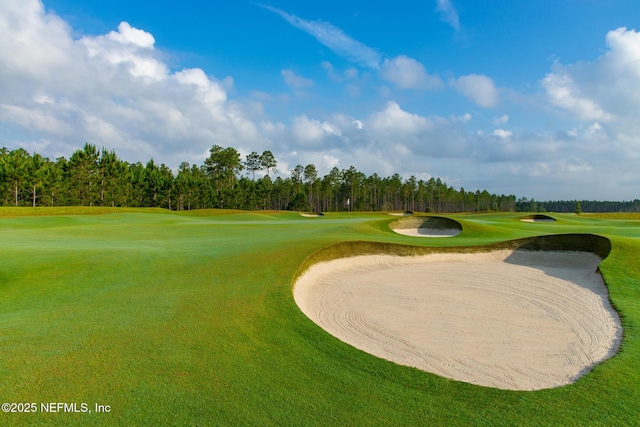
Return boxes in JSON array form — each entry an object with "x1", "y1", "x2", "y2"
[{"x1": 1, "y1": 208, "x2": 639, "y2": 425}]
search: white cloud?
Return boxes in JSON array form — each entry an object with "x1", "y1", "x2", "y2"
[
  {"x1": 174, "y1": 68, "x2": 227, "y2": 106},
  {"x1": 0, "y1": 0, "x2": 270, "y2": 165},
  {"x1": 583, "y1": 122, "x2": 604, "y2": 139},
  {"x1": 459, "y1": 113, "x2": 472, "y2": 123},
  {"x1": 542, "y1": 27, "x2": 640, "y2": 125},
  {"x1": 380, "y1": 56, "x2": 443, "y2": 90},
  {"x1": 529, "y1": 159, "x2": 593, "y2": 177},
  {"x1": 291, "y1": 115, "x2": 341, "y2": 146},
  {"x1": 322, "y1": 154, "x2": 340, "y2": 169},
  {"x1": 493, "y1": 129, "x2": 512, "y2": 139},
  {"x1": 493, "y1": 114, "x2": 509, "y2": 125},
  {"x1": 80, "y1": 22, "x2": 167, "y2": 82},
  {"x1": 262, "y1": 5, "x2": 381, "y2": 69},
  {"x1": 0, "y1": 0, "x2": 73, "y2": 80},
  {"x1": 537, "y1": 27, "x2": 640, "y2": 194},
  {"x1": 106, "y1": 22, "x2": 155, "y2": 48},
  {"x1": 3, "y1": 2, "x2": 640, "y2": 201},
  {"x1": 450, "y1": 74, "x2": 499, "y2": 107},
  {"x1": 254, "y1": 96, "x2": 639, "y2": 200},
  {"x1": 435, "y1": 0, "x2": 460, "y2": 31},
  {"x1": 270, "y1": 103, "x2": 476, "y2": 182},
  {"x1": 365, "y1": 102, "x2": 472, "y2": 161},
  {"x1": 34, "y1": 94, "x2": 55, "y2": 105},
  {"x1": 369, "y1": 101, "x2": 432, "y2": 134},
  {"x1": 542, "y1": 66, "x2": 612, "y2": 122},
  {"x1": 281, "y1": 69, "x2": 314, "y2": 89},
  {"x1": 0, "y1": 103, "x2": 72, "y2": 135}
]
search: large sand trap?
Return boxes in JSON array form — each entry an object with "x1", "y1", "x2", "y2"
[{"x1": 294, "y1": 250, "x2": 622, "y2": 390}]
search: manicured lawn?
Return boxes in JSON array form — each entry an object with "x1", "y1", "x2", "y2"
[{"x1": 1, "y1": 209, "x2": 638, "y2": 425}]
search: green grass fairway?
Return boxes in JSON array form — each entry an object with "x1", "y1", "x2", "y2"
[{"x1": 1, "y1": 209, "x2": 639, "y2": 425}]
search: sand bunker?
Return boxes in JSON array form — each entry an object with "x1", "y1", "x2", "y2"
[
  {"x1": 294, "y1": 250, "x2": 621, "y2": 390},
  {"x1": 299, "y1": 212, "x2": 324, "y2": 217},
  {"x1": 387, "y1": 211, "x2": 413, "y2": 216},
  {"x1": 395, "y1": 228, "x2": 461, "y2": 237},
  {"x1": 521, "y1": 214, "x2": 557, "y2": 223},
  {"x1": 391, "y1": 216, "x2": 462, "y2": 237}
]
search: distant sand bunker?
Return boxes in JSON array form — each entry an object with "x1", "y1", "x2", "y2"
[
  {"x1": 391, "y1": 216, "x2": 462, "y2": 238},
  {"x1": 299, "y1": 212, "x2": 324, "y2": 217},
  {"x1": 294, "y1": 250, "x2": 621, "y2": 390},
  {"x1": 521, "y1": 214, "x2": 557, "y2": 223},
  {"x1": 394, "y1": 228, "x2": 461, "y2": 237}
]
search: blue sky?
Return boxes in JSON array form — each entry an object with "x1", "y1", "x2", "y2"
[{"x1": 2, "y1": 0, "x2": 640, "y2": 200}]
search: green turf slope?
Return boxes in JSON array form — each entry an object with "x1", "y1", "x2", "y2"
[{"x1": 0, "y1": 209, "x2": 638, "y2": 426}]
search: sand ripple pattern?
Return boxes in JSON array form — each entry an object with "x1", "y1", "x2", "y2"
[{"x1": 294, "y1": 250, "x2": 622, "y2": 390}]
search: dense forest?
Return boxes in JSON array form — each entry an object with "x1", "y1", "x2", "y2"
[
  {"x1": 1, "y1": 143, "x2": 637, "y2": 213},
  {"x1": 514, "y1": 198, "x2": 640, "y2": 214},
  {"x1": 0, "y1": 143, "x2": 518, "y2": 212}
]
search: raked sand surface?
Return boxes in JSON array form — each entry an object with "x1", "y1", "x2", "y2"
[{"x1": 294, "y1": 250, "x2": 622, "y2": 390}]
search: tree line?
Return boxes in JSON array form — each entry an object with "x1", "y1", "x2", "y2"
[
  {"x1": 515, "y1": 198, "x2": 640, "y2": 213},
  {"x1": 2, "y1": 142, "x2": 522, "y2": 212}
]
